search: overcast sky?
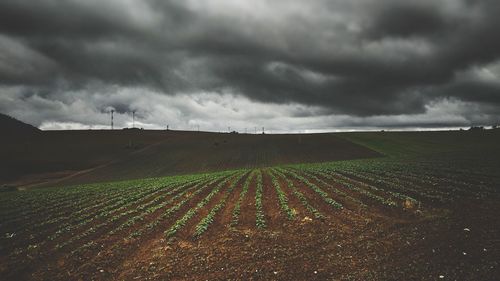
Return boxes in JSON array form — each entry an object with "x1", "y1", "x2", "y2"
[{"x1": 1, "y1": 0, "x2": 499, "y2": 132}]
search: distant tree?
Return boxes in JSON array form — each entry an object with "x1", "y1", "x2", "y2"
[{"x1": 468, "y1": 126, "x2": 484, "y2": 131}]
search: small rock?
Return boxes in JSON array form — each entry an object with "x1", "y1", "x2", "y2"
[
  {"x1": 99, "y1": 269, "x2": 104, "y2": 273},
  {"x1": 273, "y1": 271, "x2": 278, "y2": 275},
  {"x1": 463, "y1": 228, "x2": 470, "y2": 232},
  {"x1": 302, "y1": 216, "x2": 313, "y2": 222},
  {"x1": 463, "y1": 252, "x2": 467, "y2": 256},
  {"x1": 439, "y1": 275, "x2": 445, "y2": 279},
  {"x1": 314, "y1": 271, "x2": 318, "y2": 274},
  {"x1": 403, "y1": 199, "x2": 416, "y2": 209}
]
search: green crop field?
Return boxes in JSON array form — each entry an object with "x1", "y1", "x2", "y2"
[{"x1": 1, "y1": 130, "x2": 499, "y2": 280}]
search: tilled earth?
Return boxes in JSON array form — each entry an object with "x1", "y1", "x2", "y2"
[{"x1": 1, "y1": 162, "x2": 499, "y2": 281}]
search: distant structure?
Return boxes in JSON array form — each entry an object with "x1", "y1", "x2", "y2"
[
  {"x1": 111, "y1": 110, "x2": 114, "y2": 130},
  {"x1": 262, "y1": 127, "x2": 265, "y2": 134},
  {"x1": 132, "y1": 110, "x2": 136, "y2": 128}
]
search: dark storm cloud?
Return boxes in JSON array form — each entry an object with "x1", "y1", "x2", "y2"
[
  {"x1": 0, "y1": 0, "x2": 499, "y2": 128},
  {"x1": 365, "y1": 2, "x2": 450, "y2": 39}
]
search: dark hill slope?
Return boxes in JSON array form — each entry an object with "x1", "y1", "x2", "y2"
[
  {"x1": 0, "y1": 128, "x2": 170, "y2": 186},
  {"x1": 56, "y1": 132, "x2": 381, "y2": 186},
  {"x1": 0, "y1": 130, "x2": 381, "y2": 188},
  {"x1": 0, "y1": 113, "x2": 40, "y2": 138}
]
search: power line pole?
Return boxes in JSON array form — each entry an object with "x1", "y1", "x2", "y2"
[
  {"x1": 132, "y1": 110, "x2": 136, "y2": 128},
  {"x1": 262, "y1": 127, "x2": 265, "y2": 134},
  {"x1": 111, "y1": 110, "x2": 114, "y2": 130}
]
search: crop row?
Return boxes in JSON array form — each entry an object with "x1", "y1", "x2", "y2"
[
  {"x1": 277, "y1": 168, "x2": 343, "y2": 210},
  {"x1": 164, "y1": 171, "x2": 244, "y2": 238},
  {"x1": 56, "y1": 178, "x2": 204, "y2": 250},
  {"x1": 255, "y1": 170, "x2": 266, "y2": 228},
  {"x1": 231, "y1": 170, "x2": 255, "y2": 226},
  {"x1": 309, "y1": 169, "x2": 397, "y2": 207},
  {"x1": 270, "y1": 168, "x2": 325, "y2": 219},
  {"x1": 68, "y1": 175, "x2": 224, "y2": 256},
  {"x1": 267, "y1": 169, "x2": 295, "y2": 220},
  {"x1": 298, "y1": 169, "x2": 367, "y2": 208},
  {"x1": 194, "y1": 171, "x2": 249, "y2": 237}
]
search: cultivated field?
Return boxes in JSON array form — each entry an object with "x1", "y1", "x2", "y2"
[
  {"x1": 1, "y1": 130, "x2": 499, "y2": 280},
  {"x1": 0, "y1": 130, "x2": 379, "y2": 188}
]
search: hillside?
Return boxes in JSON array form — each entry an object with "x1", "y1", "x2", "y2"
[
  {"x1": 340, "y1": 129, "x2": 500, "y2": 161},
  {"x1": 0, "y1": 130, "x2": 381, "y2": 188},
  {"x1": 4, "y1": 127, "x2": 500, "y2": 189},
  {"x1": 0, "y1": 113, "x2": 40, "y2": 138},
  {"x1": 0, "y1": 129, "x2": 172, "y2": 186}
]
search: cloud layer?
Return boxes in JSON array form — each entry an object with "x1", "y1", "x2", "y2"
[{"x1": 1, "y1": 0, "x2": 499, "y2": 130}]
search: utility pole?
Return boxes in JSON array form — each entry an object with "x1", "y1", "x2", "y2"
[
  {"x1": 132, "y1": 110, "x2": 136, "y2": 128},
  {"x1": 228, "y1": 126, "x2": 231, "y2": 133},
  {"x1": 111, "y1": 110, "x2": 114, "y2": 130},
  {"x1": 262, "y1": 127, "x2": 265, "y2": 134}
]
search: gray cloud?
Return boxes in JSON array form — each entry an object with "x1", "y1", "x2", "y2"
[{"x1": 0, "y1": 0, "x2": 499, "y2": 129}]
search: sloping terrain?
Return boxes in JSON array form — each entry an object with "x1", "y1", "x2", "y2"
[
  {"x1": 0, "y1": 129, "x2": 170, "y2": 186},
  {"x1": 0, "y1": 130, "x2": 381, "y2": 188},
  {"x1": 57, "y1": 132, "x2": 381, "y2": 186},
  {"x1": 0, "y1": 113, "x2": 40, "y2": 137},
  {"x1": 340, "y1": 129, "x2": 500, "y2": 158}
]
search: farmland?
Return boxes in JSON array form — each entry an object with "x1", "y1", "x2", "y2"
[
  {"x1": 1, "y1": 130, "x2": 500, "y2": 280},
  {"x1": 0, "y1": 130, "x2": 379, "y2": 188}
]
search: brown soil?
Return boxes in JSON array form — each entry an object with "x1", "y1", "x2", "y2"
[
  {"x1": 0, "y1": 130, "x2": 381, "y2": 188},
  {"x1": 0, "y1": 167, "x2": 499, "y2": 280},
  {"x1": 2, "y1": 131, "x2": 500, "y2": 280}
]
